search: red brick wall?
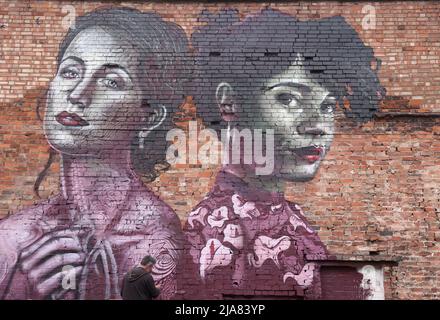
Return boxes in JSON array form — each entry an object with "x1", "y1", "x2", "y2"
[{"x1": 0, "y1": 1, "x2": 439, "y2": 299}]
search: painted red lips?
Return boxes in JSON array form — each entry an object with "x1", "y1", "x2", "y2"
[
  {"x1": 55, "y1": 111, "x2": 89, "y2": 126},
  {"x1": 292, "y1": 146, "x2": 324, "y2": 164}
]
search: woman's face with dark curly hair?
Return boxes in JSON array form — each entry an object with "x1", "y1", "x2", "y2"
[
  {"x1": 44, "y1": 26, "x2": 151, "y2": 156},
  {"x1": 197, "y1": 12, "x2": 384, "y2": 183},
  {"x1": 238, "y1": 55, "x2": 336, "y2": 181},
  {"x1": 262, "y1": 56, "x2": 336, "y2": 181}
]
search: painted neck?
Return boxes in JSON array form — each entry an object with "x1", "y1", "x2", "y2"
[
  {"x1": 59, "y1": 149, "x2": 135, "y2": 218},
  {"x1": 221, "y1": 164, "x2": 285, "y2": 194},
  {"x1": 221, "y1": 122, "x2": 283, "y2": 194}
]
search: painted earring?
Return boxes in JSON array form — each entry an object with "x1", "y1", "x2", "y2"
[{"x1": 138, "y1": 128, "x2": 152, "y2": 149}]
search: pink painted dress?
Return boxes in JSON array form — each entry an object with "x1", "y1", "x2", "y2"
[
  {"x1": 182, "y1": 170, "x2": 328, "y2": 299},
  {"x1": 0, "y1": 175, "x2": 183, "y2": 300}
]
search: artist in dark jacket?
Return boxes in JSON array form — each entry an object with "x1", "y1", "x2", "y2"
[{"x1": 121, "y1": 255, "x2": 162, "y2": 300}]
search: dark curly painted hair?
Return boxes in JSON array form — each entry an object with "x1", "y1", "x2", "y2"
[
  {"x1": 191, "y1": 8, "x2": 386, "y2": 130},
  {"x1": 34, "y1": 7, "x2": 192, "y2": 196}
]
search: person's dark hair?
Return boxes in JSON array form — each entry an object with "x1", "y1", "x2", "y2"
[
  {"x1": 141, "y1": 255, "x2": 157, "y2": 266},
  {"x1": 34, "y1": 7, "x2": 192, "y2": 196},
  {"x1": 192, "y1": 8, "x2": 386, "y2": 130}
]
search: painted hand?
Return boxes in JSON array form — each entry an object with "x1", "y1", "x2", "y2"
[{"x1": 19, "y1": 229, "x2": 86, "y2": 298}]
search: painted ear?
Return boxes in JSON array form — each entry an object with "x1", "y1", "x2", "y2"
[
  {"x1": 215, "y1": 82, "x2": 238, "y2": 121},
  {"x1": 148, "y1": 104, "x2": 167, "y2": 130},
  {"x1": 138, "y1": 104, "x2": 167, "y2": 149}
]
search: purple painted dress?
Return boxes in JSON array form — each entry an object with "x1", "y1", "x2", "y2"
[
  {"x1": 0, "y1": 175, "x2": 183, "y2": 300},
  {"x1": 183, "y1": 170, "x2": 328, "y2": 299}
]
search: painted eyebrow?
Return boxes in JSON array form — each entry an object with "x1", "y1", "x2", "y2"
[
  {"x1": 60, "y1": 56, "x2": 84, "y2": 65},
  {"x1": 264, "y1": 82, "x2": 312, "y2": 94},
  {"x1": 101, "y1": 63, "x2": 132, "y2": 81}
]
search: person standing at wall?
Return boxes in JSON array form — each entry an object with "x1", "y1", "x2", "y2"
[{"x1": 120, "y1": 255, "x2": 161, "y2": 300}]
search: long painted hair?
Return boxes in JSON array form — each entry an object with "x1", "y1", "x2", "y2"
[
  {"x1": 192, "y1": 8, "x2": 386, "y2": 130},
  {"x1": 34, "y1": 7, "x2": 192, "y2": 197}
]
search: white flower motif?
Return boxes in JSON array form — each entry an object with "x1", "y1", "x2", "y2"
[
  {"x1": 207, "y1": 206, "x2": 229, "y2": 228},
  {"x1": 270, "y1": 203, "x2": 283, "y2": 213},
  {"x1": 199, "y1": 239, "x2": 233, "y2": 279},
  {"x1": 283, "y1": 262, "x2": 316, "y2": 288},
  {"x1": 187, "y1": 206, "x2": 209, "y2": 229},
  {"x1": 289, "y1": 213, "x2": 314, "y2": 233},
  {"x1": 223, "y1": 224, "x2": 244, "y2": 250},
  {"x1": 232, "y1": 194, "x2": 260, "y2": 219},
  {"x1": 247, "y1": 235, "x2": 291, "y2": 268}
]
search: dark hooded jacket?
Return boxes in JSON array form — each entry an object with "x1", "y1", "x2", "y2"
[{"x1": 120, "y1": 266, "x2": 161, "y2": 300}]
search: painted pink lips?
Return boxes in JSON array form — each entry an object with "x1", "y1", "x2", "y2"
[
  {"x1": 55, "y1": 111, "x2": 89, "y2": 127},
  {"x1": 292, "y1": 146, "x2": 324, "y2": 164}
]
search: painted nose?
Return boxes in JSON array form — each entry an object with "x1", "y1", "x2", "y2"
[
  {"x1": 296, "y1": 102, "x2": 326, "y2": 136},
  {"x1": 67, "y1": 100, "x2": 86, "y2": 110},
  {"x1": 67, "y1": 79, "x2": 92, "y2": 109}
]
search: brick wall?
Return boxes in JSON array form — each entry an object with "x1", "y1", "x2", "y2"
[{"x1": 0, "y1": 1, "x2": 439, "y2": 299}]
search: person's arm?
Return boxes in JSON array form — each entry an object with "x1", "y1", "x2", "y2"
[{"x1": 144, "y1": 274, "x2": 161, "y2": 298}]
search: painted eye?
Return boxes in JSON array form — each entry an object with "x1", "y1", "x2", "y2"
[
  {"x1": 320, "y1": 102, "x2": 335, "y2": 114},
  {"x1": 276, "y1": 93, "x2": 299, "y2": 108},
  {"x1": 61, "y1": 68, "x2": 80, "y2": 79},
  {"x1": 101, "y1": 78, "x2": 122, "y2": 89}
]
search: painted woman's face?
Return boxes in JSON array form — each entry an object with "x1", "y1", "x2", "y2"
[
  {"x1": 253, "y1": 57, "x2": 335, "y2": 181},
  {"x1": 44, "y1": 26, "x2": 148, "y2": 156}
]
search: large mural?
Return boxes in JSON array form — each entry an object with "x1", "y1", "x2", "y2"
[
  {"x1": 0, "y1": 6, "x2": 387, "y2": 299},
  {"x1": 182, "y1": 8, "x2": 385, "y2": 299},
  {"x1": 0, "y1": 7, "x2": 191, "y2": 299}
]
